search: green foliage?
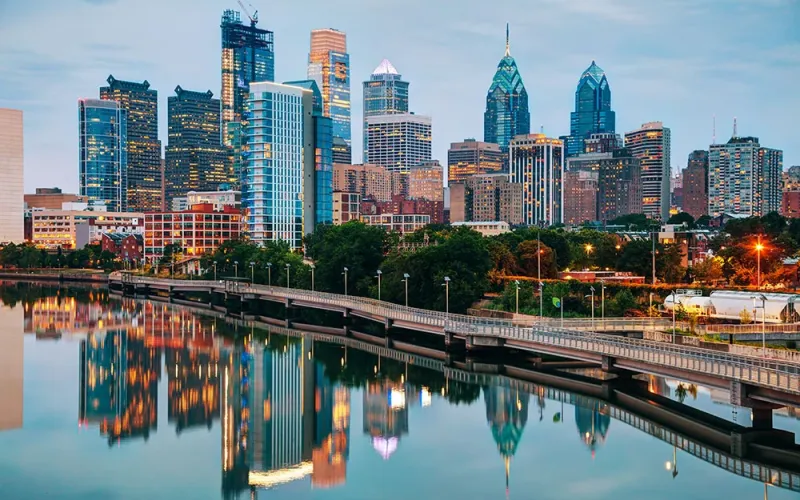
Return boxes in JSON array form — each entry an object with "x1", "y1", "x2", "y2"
[
  {"x1": 201, "y1": 239, "x2": 308, "y2": 286},
  {"x1": 608, "y1": 213, "x2": 654, "y2": 231},
  {"x1": 667, "y1": 212, "x2": 695, "y2": 229}
]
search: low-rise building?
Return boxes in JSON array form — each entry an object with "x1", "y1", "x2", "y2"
[
  {"x1": 451, "y1": 221, "x2": 510, "y2": 237},
  {"x1": 31, "y1": 210, "x2": 144, "y2": 250},
  {"x1": 361, "y1": 214, "x2": 429, "y2": 234},
  {"x1": 24, "y1": 188, "x2": 86, "y2": 210},
  {"x1": 101, "y1": 233, "x2": 143, "y2": 261},
  {"x1": 361, "y1": 194, "x2": 444, "y2": 224},
  {"x1": 333, "y1": 191, "x2": 361, "y2": 225},
  {"x1": 144, "y1": 203, "x2": 241, "y2": 259}
]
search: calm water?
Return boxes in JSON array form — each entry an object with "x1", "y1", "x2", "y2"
[{"x1": 0, "y1": 283, "x2": 799, "y2": 500}]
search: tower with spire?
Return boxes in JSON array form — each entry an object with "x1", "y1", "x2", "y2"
[
  {"x1": 484, "y1": 24, "x2": 530, "y2": 157},
  {"x1": 563, "y1": 61, "x2": 616, "y2": 157}
]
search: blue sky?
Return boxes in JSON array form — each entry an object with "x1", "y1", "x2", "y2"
[{"x1": 1, "y1": 0, "x2": 798, "y2": 193}]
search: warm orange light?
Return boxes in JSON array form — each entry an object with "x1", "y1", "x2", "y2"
[
  {"x1": 755, "y1": 243, "x2": 764, "y2": 251},
  {"x1": 615, "y1": 245, "x2": 621, "y2": 250},
  {"x1": 585, "y1": 244, "x2": 593, "y2": 254}
]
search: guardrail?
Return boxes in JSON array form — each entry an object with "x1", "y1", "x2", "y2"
[{"x1": 701, "y1": 323, "x2": 800, "y2": 335}]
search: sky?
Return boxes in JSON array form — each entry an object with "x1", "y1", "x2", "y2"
[{"x1": 1, "y1": 0, "x2": 799, "y2": 194}]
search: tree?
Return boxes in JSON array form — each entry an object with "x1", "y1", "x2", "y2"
[
  {"x1": 667, "y1": 212, "x2": 695, "y2": 229},
  {"x1": 610, "y1": 289, "x2": 637, "y2": 316},
  {"x1": 695, "y1": 215, "x2": 712, "y2": 227},
  {"x1": 616, "y1": 240, "x2": 654, "y2": 282},
  {"x1": 609, "y1": 213, "x2": 650, "y2": 230},
  {"x1": 516, "y1": 240, "x2": 557, "y2": 278}
]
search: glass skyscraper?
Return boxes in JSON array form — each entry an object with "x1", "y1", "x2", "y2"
[
  {"x1": 164, "y1": 87, "x2": 232, "y2": 205},
  {"x1": 79, "y1": 99, "x2": 128, "y2": 212},
  {"x1": 362, "y1": 59, "x2": 409, "y2": 161},
  {"x1": 563, "y1": 61, "x2": 615, "y2": 157},
  {"x1": 624, "y1": 122, "x2": 671, "y2": 220},
  {"x1": 221, "y1": 9, "x2": 274, "y2": 146},
  {"x1": 484, "y1": 25, "x2": 529, "y2": 155},
  {"x1": 308, "y1": 29, "x2": 351, "y2": 162},
  {"x1": 509, "y1": 134, "x2": 565, "y2": 226},
  {"x1": 100, "y1": 75, "x2": 161, "y2": 212}
]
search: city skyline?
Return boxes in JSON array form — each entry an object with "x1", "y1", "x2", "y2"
[{"x1": 1, "y1": 0, "x2": 798, "y2": 193}]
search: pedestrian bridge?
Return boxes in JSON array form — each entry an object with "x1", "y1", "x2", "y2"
[{"x1": 109, "y1": 275, "x2": 800, "y2": 406}]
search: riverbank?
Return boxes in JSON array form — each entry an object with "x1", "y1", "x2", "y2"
[{"x1": 0, "y1": 270, "x2": 108, "y2": 284}]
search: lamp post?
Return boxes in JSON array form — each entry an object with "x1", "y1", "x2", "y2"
[
  {"x1": 652, "y1": 230, "x2": 657, "y2": 285},
  {"x1": 285, "y1": 263, "x2": 291, "y2": 288},
  {"x1": 310, "y1": 264, "x2": 315, "y2": 291},
  {"x1": 342, "y1": 267, "x2": 349, "y2": 296},
  {"x1": 234, "y1": 261, "x2": 239, "y2": 278},
  {"x1": 267, "y1": 262, "x2": 272, "y2": 286},
  {"x1": 213, "y1": 262, "x2": 217, "y2": 281},
  {"x1": 665, "y1": 444, "x2": 678, "y2": 479},
  {"x1": 586, "y1": 287, "x2": 595, "y2": 332},
  {"x1": 756, "y1": 235, "x2": 764, "y2": 289},
  {"x1": 514, "y1": 280, "x2": 520, "y2": 315},
  {"x1": 539, "y1": 281, "x2": 544, "y2": 318},
  {"x1": 600, "y1": 281, "x2": 606, "y2": 329},
  {"x1": 402, "y1": 273, "x2": 410, "y2": 307},
  {"x1": 671, "y1": 290, "x2": 677, "y2": 343},
  {"x1": 558, "y1": 295, "x2": 564, "y2": 328},
  {"x1": 250, "y1": 261, "x2": 255, "y2": 284},
  {"x1": 442, "y1": 276, "x2": 451, "y2": 314},
  {"x1": 375, "y1": 270, "x2": 382, "y2": 301},
  {"x1": 752, "y1": 294, "x2": 767, "y2": 354}
]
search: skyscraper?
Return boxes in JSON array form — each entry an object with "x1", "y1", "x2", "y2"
[
  {"x1": 682, "y1": 150, "x2": 709, "y2": 219},
  {"x1": 243, "y1": 81, "x2": 332, "y2": 248},
  {"x1": 624, "y1": 122, "x2": 671, "y2": 220},
  {"x1": 100, "y1": 75, "x2": 162, "y2": 212},
  {"x1": 364, "y1": 113, "x2": 431, "y2": 173},
  {"x1": 362, "y1": 59, "x2": 409, "y2": 161},
  {"x1": 220, "y1": 9, "x2": 274, "y2": 138},
  {"x1": 79, "y1": 99, "x2": 128, "y2": 212},
  {"x1": 509, "y1": 134, "x2": 564, "y2": 226},
  {"x1": 308, "y1": 29, "x2": 351, "y2": 161},
  {"x1": 447, "y1": 139, "x2": 504, "y2": 184},
  {"x1": 597, "y1": 148, "x2": 642, "y2": 222},
  {"x1": 708, "y1": 136, "x2": 782, "y2": 217},
  {"x1": 164, "y1": 86, "x2": 231, "y2": 205},
  {"x1": 484, "y1": 25, "x2": 530, "y2": 154},
  {"x1": 563, "y1": 61, "x2": 615, "y2": 157},
  {"x1": 0, "y1": 109, "x2": 24, "y2": 244}
]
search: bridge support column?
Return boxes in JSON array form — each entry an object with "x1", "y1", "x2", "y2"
[
  {"x1": 751, "y1": 407, "x2": 774, "y2": 431},
  {"x1": 444, "y1": 332, "x2": 454, "y2": 350}
]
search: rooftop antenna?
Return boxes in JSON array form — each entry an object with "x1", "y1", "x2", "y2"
[
  {"x1": 733, "y1": 117, "x2": 737, "y2": 137},
  {"x1": 712, "y1": 114, "x2": 716, "y2": 145},
  {"x1": 505, "y1": 23, "x2": 510, "y2": 57}
]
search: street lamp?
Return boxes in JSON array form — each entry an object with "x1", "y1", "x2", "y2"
[
  {"x1": 585, "y1": 287, "x2": 595, "y2": 332},
  {"x1": 756, "y1": 235, "x2": 764, "y2": 289},
  {"x1": 342, "y1": 267, "x2": 349, "y2": 296},
  {"x1": 600, "y1": 281, "x2": 606, "y2": 328},
  {"x1": 267, "y1": 262, "x2": 272, "y2": 286},
  {"x1": 234, "y1": 261, "x2": 239, "y2": 278},
  {"x1": 310, "y1": 264, "x2": 315, "y2": 291},
  {"x1": 442, "y1": 276, "x2": 451, "y2": 314},
  {"x1": 285, "y1": 263, "x2": 291, "y2": 288},
  {"x1": 752, "y1": 294, "x2": 767, "y2": 353},
  {"x1": 213, "y1": 262, "x2": 217, "y2": 281},
  {"x1": 514, "y1": 280, "x2": 520, "y2": 315},
  {"x1": 539, "y1": 281, "x2": 544, "y2": 318},
  {"x1": 250, "y1": 261, "x2": 255, "y2": 284},
  {"x1": 375, "y1": 270, "x2": 382, "y2": 301},
  {"x1": 402, "y1": 273, "x2": 410, "y2": 307},
  {"x1": 671, "y1": 290, "x2": 678, "y2": 342}
]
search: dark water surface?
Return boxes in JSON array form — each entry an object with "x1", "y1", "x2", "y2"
[{"x1": 0, "y1": 283, "x2": 799, "y2": 500}]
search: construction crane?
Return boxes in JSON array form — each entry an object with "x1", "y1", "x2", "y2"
[{"x1": 237, "y1": 0, "x2": 258, "y2": 26}]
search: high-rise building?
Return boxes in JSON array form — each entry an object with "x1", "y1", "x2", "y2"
[
  {"x1": 597, "y1": 148, "x2": 642, "y2": 222},
  {"x1": 333, "y1": 163, "x2": 401, "y2": 202},
  {"x1": 308, "y1": 29, "x2": 350, "y2": 161},
  {"x1": 332, "y1": 137, "x2": 352, "y2": 165},
  {"x1": 364, "y1": 113, "x2": 431, "y2": 173},
  {"x1": 682, "y1": 150, "x2": 709, "y2": 219},
  {"x1": 100, "y1": 76, "x2": 162, "y2": 212},
  {"x1": 362, "y1": 59, "x2": 409, "y2": 161},
  {"x1": 449, "y1": 174, "x2": 523, "y2": 225},
  {"x1": 0, "y1": 108, "x2": 24, "y2": 243},
  {"x1": 484, "y1": 25, "x2": 530, "y2": 154},
  {"x1": 164, "y1": 87, "x2": 231, "y2": 205},
  {"x1": 509, "y1": 134, "x2": 564, "y2": 226},
  {"x1": 583, "y1": 133, "x2": 621, "y2": 154},
  {"x1": 220, "y1": 9, "x2": 274, "y2": 140},
  {"x1": 624, "y1": 122, "x2": 671, "y2": 220},
  {"x1": 407, "y1": 161, "x2": 443, "y2": 201},
  {"x1": 563, "y1": 62, "x2": 615, "y2": 157},
  {"x1": 563, "y1": 169, "x2": 598, "y2": 225},
  {"x1": 447, "y1": 139, "x2": 504, "y2": 184},
  {"x1": 78, "y1": 99, "x2": 127, "y2": 213},
  {"x1": 708, "y1": 136, "x2": 783, "y2": 217},
  {"x1": 243, "y1": 81, "x2": 331, "y2": 248},
  {"x1": 670, "y1": 172, "x2": 683, "y2": 213}
]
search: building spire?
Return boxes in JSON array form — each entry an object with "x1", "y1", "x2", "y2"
[{"x1": 505, "y1": 23, "x2": 510, "y2": 57}]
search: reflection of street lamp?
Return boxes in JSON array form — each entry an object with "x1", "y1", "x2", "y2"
[
  {"x1": 267, "y1": 262, "x2": 272, "y2": 286},
  {"x1": 402, "y1": 273, "x2": 410, "y2": 306},
  {"x1": 375, "y1": 270, "x2": 382, "y2": 300},
  {"x1": 665, "y1": 445, "x2": 678, "y2": 479},
  {"x1": 442, "y1": 276, "x2": 451, "y2": 314}
]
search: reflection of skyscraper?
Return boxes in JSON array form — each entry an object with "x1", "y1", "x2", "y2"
[
  {"x1": 221, "y1": 343, "x2": 251, "y2": 499},
  {"x1": 363, "y1": 380, "x2": 409, "y2": 460},
  {"x1": 483, "y1": 386, "x2": 529, "y2": 491},
  {"x1": 575, "y1": 401, "x2": 611, "y2": 456},
  {"x1": 167, "y1": 347, "x2": 220, "y2": 434},
  {"x1": 0, "y1": 305, "x2": 23, "y2": 431},
  {"x1": 312, "y1": 362, "x2": 350, "y2": 488}
]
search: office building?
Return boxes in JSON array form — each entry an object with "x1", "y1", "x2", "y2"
[
  {"x1": 365, "y1": 113, "x2": 431, "y2": 172},
  {"x1": 32, "y1": 210, "x2": 144, "y2": 250},
  {"x1": 682, "y1": 150, "x2": 709, "y2": 219},
  {"x1": 144, "y1": 204, "x2": 242, "y2": 259},
  {"x1": 563, "y1": 169, "x2": 598, "y2": 225},
  {"x1": 333, "y1": 191, "x2": 361, "y2": 225},
  {"x1": 78, "y1": 99, "x2": 127, "y2": 212},
  {"x1": 25, "y1": 188, "x2": 86, "y2": 210},
  {"x1": 100, "y1": 76, "x2": 162, "y2": 212},
  {"x1": 563, "y1": 62, "x2": 615, "y2": 157},
  {"x1": 484, "y1": 26, "x2": 530, "y2": 153},
  {"x1": 308, "y1": 29, "x2": 351, "y2": 160},
  {"x1": 332, "y1": 137, "x2": 352, "y2": 165},
  {"x1": 624, "y1": 122, "x2": 671, "y2": 220},
  {"x1": 220, "y1": 9, "x2": 274, "y2": 138},
  {"x1": 449, "y1": 174, "x2": 523, "y2": 225},
  {"x1": 165, "y1": 86, "x2": 231, "y2": 205},
  {"x1": 509, "y1": 134, "x2": 564, "y2": 226},
  {"x1": 447, "y1": 139, "x2": 504, "y2": 184},
  {"x1": 333, "y1": 163, "x2": 401, "y2": 202},
  {"x1": 363, "y1": 59, "x2": 409, "y2": 161},
  {"x1": 708, "y1": 136, "x2": 783, "y2": 217},
  {"x1": 584, "y1": 133, "x2": 621, "y2": 154},
  {"x1": 408, "y1": 161, "x2": 443, "y2": 201},
  {"x1": 243, "y1": 81, "x2": 330, "y2": 248},
  {"x1": 597, "y1": 148, "x2": 642, "y2": 222},
  {"x1": 0, "y1": 109, "x2": 24, "y2": 244}
]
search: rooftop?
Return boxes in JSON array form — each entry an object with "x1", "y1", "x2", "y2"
[{"x1": 372, "y1": 59, "x2": 399, "y2": 75}]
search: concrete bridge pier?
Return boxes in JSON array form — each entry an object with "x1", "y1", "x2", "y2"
[
  {"x1": 284, "y1": 298, "x2": 299, "y2": 328},
  {"x1": 465, "y1": 335, "x2": 504, "y2": 351}
]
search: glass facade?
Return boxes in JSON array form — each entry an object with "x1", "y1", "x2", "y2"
[
  {"x1": 164, "y1": 86, "x2": 232, "y2": 205},
  {"x1": 362, "y1": 59, "x2": 409, "y2": 161},
  {"x1": 79, "y1": 98, "x2": 128, "y2": 212},
  {"x1": 100, "y1": 75, "x2": 161, "y2": 212},
  {"x1": 365, "y1": 114, "x2": 432, "y2": 173},
  {"x1": 483, "y1": 28, "x2": 529, "y2": 155},
  {"x1": 624, "y1": 122, "x2": 671, "y2": 220},
  {"x1": 509, "y1": 134, "x2": 564, "y2": 226},
  {"x1": 221, "y1": 9, "x2": 275, "y2": 146},
  {"x1": 564, "y1": 61, "x2": 616, "y2": 157},
  {"x1": 308, "y1": 29, "x2": 350, "y2": 159}
]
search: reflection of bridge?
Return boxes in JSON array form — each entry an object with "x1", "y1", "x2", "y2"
[
  {"x1": 111, "y1": 276, "x2": 800, "y2": 411},
  {"x1": 247, "y1": 323, "x2": 800, "y2": 493}
]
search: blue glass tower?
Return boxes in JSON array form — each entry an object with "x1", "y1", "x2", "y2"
[
  {"x1": 79, "y1": 98, "x2": 127, "y2": 212},
  {"x1": 564, "y1": 61, "x2": 615, "y2": 157},
  {"x1": 484, "y1": 25, "x2": 530, "y2": 155}
]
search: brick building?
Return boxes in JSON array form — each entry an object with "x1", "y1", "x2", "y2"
[
  {"x1": 102, "y1": 233, "x2": 143, "y2": 261},
  {"x1": 144, "y1": 203, "x2": 241, "y2": 259}
]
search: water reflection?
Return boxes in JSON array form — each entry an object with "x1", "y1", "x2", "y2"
[{"x1": 2, "y1": 283, "x2": 800, "y2": 499}]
